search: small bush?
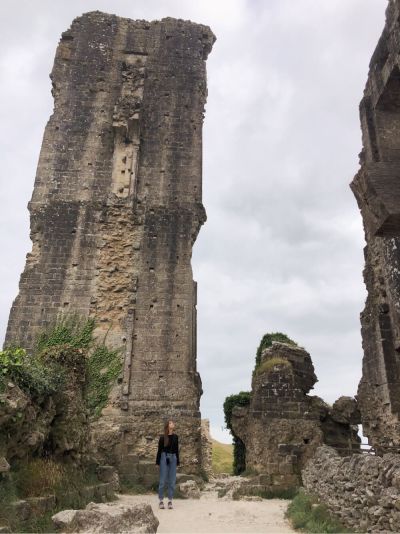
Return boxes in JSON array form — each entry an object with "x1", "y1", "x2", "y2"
[
  {"x1": 0, "y1": 346, "x2": 64, "y2": 399},
  {"x1": 255, "y1": 332, "x2": 297, "y2": 368},
  {"x1": 34, "y1": 313, "x2": 123, "y2": 418},
  {"x1": 223, "y1": 392, "x2": 251, "y2": 475},
  {"x1": 14, "y1": 458, "x2": 65, "y2": 498},
  {"x1": 286, "y1": 489, "x2": 349, "y2": 533}
]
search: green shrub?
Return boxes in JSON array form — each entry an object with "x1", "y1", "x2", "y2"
[
  {"x1": 255, "y1": 332, "x2": 297, "y2": 369},
  {"x1": 286, "y1": 489, "x2": 349, "y2": 533},
  {"x1": 0, "y1": 460, "x2": 112, "y2": 533},
  {"x1": 34, "y1": 313, "x2": 122, "y2": 418},
  {"x1": 223, "y1": 392, "x2": 251, "y2": 475},
  {"x1": 0, "y1": 346, "x2": 64, "y2": 399}
]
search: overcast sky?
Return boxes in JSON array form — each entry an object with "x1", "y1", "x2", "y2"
[{"x1": 0, "y1": 0, "x2": 387, "y2": 442}]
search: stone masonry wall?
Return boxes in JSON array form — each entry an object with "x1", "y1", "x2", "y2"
[
  {"x1": 303, "y1": 445, "x2": 400, "y2": 532},
  {"x1": 231, "y1": 342, "x2": 360, "y2": 490},
  {"x1": 350, "y1": 0, "x2": 400, "y2": 448},
  {"x1": 4, "y1": 11, "x2": 215, "y2": 475}
]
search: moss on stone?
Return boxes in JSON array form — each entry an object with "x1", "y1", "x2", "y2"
[{"x1": 256, "y1": 357, "x2": 292, "y2": 375}]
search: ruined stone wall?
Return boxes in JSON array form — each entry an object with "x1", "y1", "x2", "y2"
[
  {"x1": 350, "y1": 0, "x2": 400, "y2": 448},
  {"x1": 200, "y1": 419, "x2": 213, "y2": 477},
  {"x1": 231, "y1": 342, "x2": 360, "y2": 490},
  {"x1": 303, "y1": 445, "x2": 400, "y2": 532},
  {"x1": 4, "y1": 11, "x2": 215, "y2": 474}
]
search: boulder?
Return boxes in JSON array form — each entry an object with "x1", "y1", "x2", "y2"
[
  {"x1": 52, "y1": 501, "x2": 159, "y2": 533},
  {"x1": 178, "y1": 480, "x2": 201, "y2": 499}
]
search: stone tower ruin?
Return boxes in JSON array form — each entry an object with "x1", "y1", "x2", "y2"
[
  {"x1": 351, "y1": 0, "x2": 400, "y2": 449},
  {"x1": 4, "y1": 11, "x2": 215, "y2": 474}
]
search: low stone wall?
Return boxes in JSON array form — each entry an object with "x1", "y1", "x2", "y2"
[
  {"x1": 302, "y1": 445, "x2": 400, "y2": 532},
  {"x1": 0, "y1": 482, "x2": 115, "y2": 531}
]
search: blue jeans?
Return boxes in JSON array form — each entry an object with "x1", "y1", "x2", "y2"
[{"x1": 158, "y1": 452, "x2": 177, "y2": 500}]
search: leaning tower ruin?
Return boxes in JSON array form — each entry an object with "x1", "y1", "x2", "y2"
[
  {"x1": 4, "y1": 11, "x2": 215, "y2": 475},
  {"x1": 351, "y1": 0, "x2": 400, "y2": 449}
]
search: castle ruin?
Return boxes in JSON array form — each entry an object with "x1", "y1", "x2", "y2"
[
  {"x1": 4, "y1": 11, "x2": 215, "y2": 477},
  {"x1": 351, "y1": 0, "x2": 400, "y2": 450}
]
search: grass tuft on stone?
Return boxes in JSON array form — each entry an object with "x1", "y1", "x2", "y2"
[
  {"x1": 286, "y1": 489, "x2": 349, "y2": 533},
  {"x1": 256, "y1": 356, "x2": 292, "y2": 375}
]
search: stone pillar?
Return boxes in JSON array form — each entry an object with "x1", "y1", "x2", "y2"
[
  {"x1": 4, "y1": 11, "x2": 215, "y2": 474},
  {"x1": 350, "y1": 0, "x2": 400, "y2": 448}
]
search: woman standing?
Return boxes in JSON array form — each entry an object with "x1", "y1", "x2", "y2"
[{"x1": 156, "y1": 419, "x2": 180, "y2": 509}]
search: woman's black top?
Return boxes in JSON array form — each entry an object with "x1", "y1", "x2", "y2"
[{"x1": 156, "y1": 433, "x2": 180, "y2": 465}]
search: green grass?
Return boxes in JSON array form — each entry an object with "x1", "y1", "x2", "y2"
[
  {"x1": 212, "y1": 438, "x2": 233, "y2": 474},
  {"x1": 256, "y1": 357, "x2": 292, "y2": 375},
  {"x1": 0, "y1": 461, "x2": 111, "y2": 533},
  {"x1": 286, "y1": 489, "x2": 349, "y2": 533}
]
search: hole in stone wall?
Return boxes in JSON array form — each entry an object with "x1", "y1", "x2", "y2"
[
  {"x1": 303, "y1": 438, "x2": 310, "y2": 444},
  {"x1": 375, "y1": 66, "x2": 400, "y2": 161}
]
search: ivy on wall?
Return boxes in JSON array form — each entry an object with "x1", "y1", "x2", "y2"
[
  {"x1": 223, "y1": 331, "x2": 298, "y2": 474},
  {"x1": 223, "y1": 391, "x2": 251, "y2": 475},
  {"x1": 2, "y1": 313, "x2": 122, "y2": 418}
]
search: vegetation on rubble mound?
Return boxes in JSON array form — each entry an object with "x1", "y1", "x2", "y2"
[
  {"x1": 286, "y1": 488, "x2": 349, "y2": 533},
  {"x1": 0, "y1": 346, "x2": 64, "y2": 399},
  {"x1": 255, "y1": 332, "x2": 297, "y2": 368},
  {"x1": 35, "y1": 313, "x2": 122, "y2": 418},
  {"x1": 255, "y1": 356, "x2": 292, "y2": 375},
  {"x1": 223, "y1": 391, "x2": 251, "y2": 475},
  {"x1": 0, "y1": 458, "x2": 113, "y2": 533},
  {"x1": 1, "y1": 313, "x2": 123, "y2": 418}
]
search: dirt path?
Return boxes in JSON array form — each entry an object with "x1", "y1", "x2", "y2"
[{"x1": 117, "y1": 478, "x2": 294, "y2": 534}]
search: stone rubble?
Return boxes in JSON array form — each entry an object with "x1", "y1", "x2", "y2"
[
  {"x1": 303, "y1": 445, "x2": 400, "y2": 532},
  {"x1": 52, "y1": 501, "x2": 159, "y2": 533},
  {"x1": 231, "y1": 342, "x2": 360, "y2": 490}
]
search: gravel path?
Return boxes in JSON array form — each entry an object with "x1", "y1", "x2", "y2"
[{"x1": 117, "y1": 489, "x2": 294, "y2": 533}]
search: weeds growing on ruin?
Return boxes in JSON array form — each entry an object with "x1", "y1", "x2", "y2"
[
  {"x1": 255, "y1": 332, "x2": 297, "y2": 369},
  {"x1": 0, "y1": 346, "x2": 64, "y2": 399},
  {"x1": 255, "y1": 356, "x2": 292, "y2": 375},
  {"x1": 85, "y1": 343, "x2": 122, "y2": 418},
  {"x1": 223, "y1": 391, "x2": 251, "y2": 474},
  {"x1": 286, "y1": 489, "x2": 349, "y2": 533},
  {"x1": 0, "y1": 459, "x2": 112, "y2": 533}
]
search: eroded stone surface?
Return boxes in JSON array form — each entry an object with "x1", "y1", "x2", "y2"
[
  {"x1": 52, "y1": 501, "x2": 159, "y2": 533},
  {"x1": 350, "y1": 0, "x2": 400, "y2": 448},
  {"x1": 303, "y1": 445, "x2": 400, "y2": 532},
  {"x1": 4, "y1": 11, "x2": 215, "y2": 474},
  {"x1": 231, "y1": 342, "x2": 360, "y2": 490}
]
